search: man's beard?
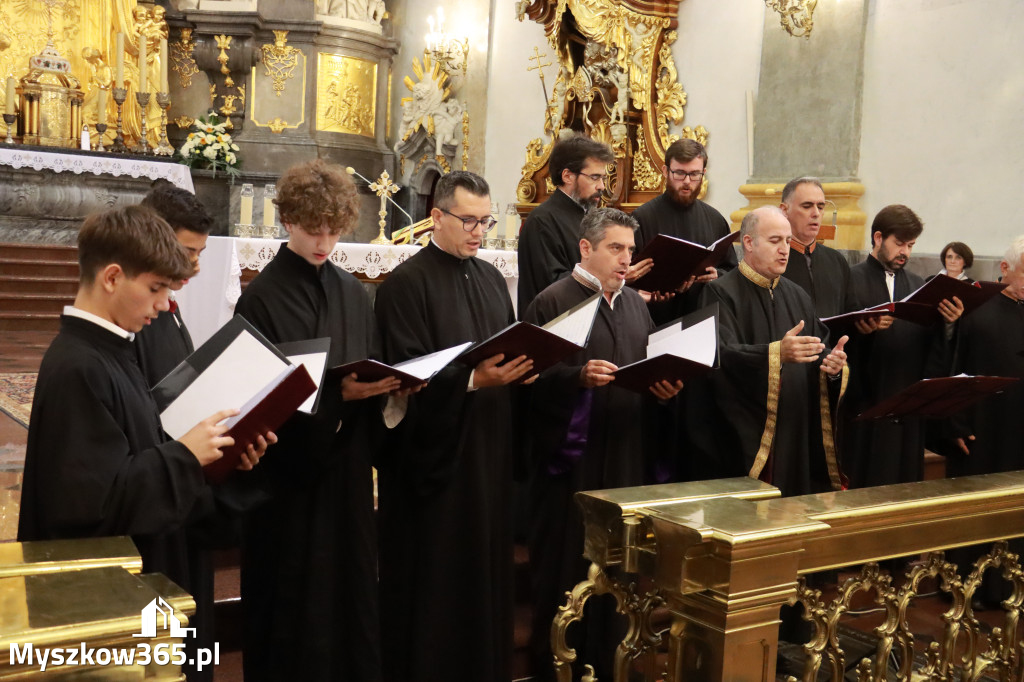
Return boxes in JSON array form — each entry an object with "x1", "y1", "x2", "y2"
[
  {"x1": 879, "y1": 250, "x2": 908, "y2": 271},
  {"x1": 666, "y1": 183, "x2": 699, "y2": 207},
  {"x1": 572, "y1": 188, "x2": 603, "y2": 210}
]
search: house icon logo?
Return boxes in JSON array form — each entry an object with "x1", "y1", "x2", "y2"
[{"x1": 133, "y1": 597, "x2": 196, "y2": 639}]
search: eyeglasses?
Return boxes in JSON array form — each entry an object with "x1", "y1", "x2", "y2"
[
  {"x1": 668, "y1": 169, "x2": 705, "y2": 182},
  {"x1": 576, "y1": 172, "x2": 608, "y2": 183},
  {"x1": 439, "y1": 208, "x2": 498, "y2": 232}
]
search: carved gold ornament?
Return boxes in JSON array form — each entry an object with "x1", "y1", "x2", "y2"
[
  {"x1": 516, "y1": 137, "x2": 553, "y2": 204},
  {"x1": 317, "y1": 52, "x2": 376, "y2": 137},
  {"x1": 632, "y1": 133, "x2": 662, "y2": 192},
  {"x1": 171, "y1": 28, "x2": 200, "y2": 89},
  {"x1": 765, "y1": 0, "x2": 818, "y2": 39},
  {"x1": 460, "y1": 109, "x2": 469, "y2": 171},
  {"x1": 260, "y1": 30, "x2": 300, "y2": 97},
  {"x1": 214, "y1": 34, "x2": 233, "y2": 87},
  {"x1": 173, "y1": 114, "x2": 195, "y2": 129}
]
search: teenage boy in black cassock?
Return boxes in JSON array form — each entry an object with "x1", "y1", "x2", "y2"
[
  {"x1": 518, "y1": 134, "x2": 615, "y2": 317},
  {"x1": 841, "y1": 205, "x2": 963, "y2": 488},
  {"x1": 697, "y1": 207, "x2": 850, "y2": 496},
  {"x1": 779, "y1": 177, "x2": 853, "y2": 319},
  {"x1": 631, "y1": 138, "x2": 738, "y2": 322},
  {"x1": 18, "y1": 204, "x2": 268, "y2": 591},
  {"x1": 134, "y1": 183, "x2": 211, "y2": 387},
  {"x1": 374, "y1": 171, "x2": 536, "y2": 682},
  {"x1": 233, "y1": 160, "x2": 397, "y2": 682},
  {"x1": 523, "y1": 207, "x2": 682, "y2": 680}
]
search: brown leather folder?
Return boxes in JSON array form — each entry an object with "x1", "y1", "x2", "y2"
[
  {"x1": 457, "y1": 322, "x2": 583, "y2": 376},
  {"x1": 630, "y1": 231, "x2": 740, "y2": 293},
  {"x1": 855, "y1": 375, "x2": 1020, "y2": 421},
  {"x1": 610, "y1": 353, "x2": 714, "y2": 393}
]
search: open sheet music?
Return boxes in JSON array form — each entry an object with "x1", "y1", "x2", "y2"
[
  {"x1": 329, "y1": 342, "x2": 473, "y2": 390},
  {"x1": 612, "y1": 304, "x2": 719, "y2": 393}
]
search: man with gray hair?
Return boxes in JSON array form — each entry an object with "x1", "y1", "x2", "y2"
[
  {"x1": 523, "y1": 206, "x2": 682, "y2": 679},
  {"x1": 779, "y1": 176, "x2": 853, "y2": 318},
  {"x1": 696, "y1": 206, "x2": 849, "y2": 495}
]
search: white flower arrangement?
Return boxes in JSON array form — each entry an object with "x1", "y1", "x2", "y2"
[{"x1": 177, "y1": 112, "x2": 241, "y2": 180}]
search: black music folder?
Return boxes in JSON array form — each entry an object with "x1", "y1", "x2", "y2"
[
  {"x1": 457, "y1": 293, "x2": 602, "y2": 377},
  {"x1": 630, "y1": 231, "x2": 740, "y2": 293},
  {"x1": 611, "y1": 304, "x2": 719, "y2": 393},
  {"x1": 855, "y1": 374, "x2": 1020, "y2": 421},
  {"x1": 152, "y1": 315, "x2": 315, "y2": 483},
  {"x1": 329, "y1": 342, "x2": 473, "y2": 390}
]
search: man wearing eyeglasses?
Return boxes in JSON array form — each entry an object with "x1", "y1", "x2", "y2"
[
  {"x1": 518, "y1": 133, "x2": 615, "y2": 317},
  {"x1": 632, "y1": 138, "x2": 738, "y2": 321},
  {"x1": 374, "y1": 171, "x2": 534, "y2": 682}
]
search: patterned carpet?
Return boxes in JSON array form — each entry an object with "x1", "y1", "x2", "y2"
[{"x1": 0, "y1": 373, "x2": 35, "y2": 429}]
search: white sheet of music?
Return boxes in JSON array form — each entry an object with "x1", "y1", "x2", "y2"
[
  {"x1": 287, "y1": 351, "x2": 328, "y2": 414},
  {"x1": 394, "y1": 341, "x2": 473, "y2": 380},
  {"x1": 646, "y1": 316, "x2": 717, "y2": 366},
  {"x1": 542, "y1": 294, "x2": 602, "y2": 346},
  {"x1": 160, "y1": 332, "x2": 290, "y2": 439}
]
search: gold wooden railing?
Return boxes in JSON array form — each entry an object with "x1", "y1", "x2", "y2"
[{"x1": 555, "y1": 471, "x2": 1024, "y2": 681}]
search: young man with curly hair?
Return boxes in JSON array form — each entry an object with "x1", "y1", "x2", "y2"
[{"x1": 234, "y1": 159, "x2": 397, "y2": 682}]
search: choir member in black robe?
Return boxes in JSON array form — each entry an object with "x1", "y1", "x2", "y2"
[
  {"x1": 374, "y1": 172, "x2": 535, "y2": 682},
  {"x1": 18, "y1": 205, "x2": 258, "y2": 602},
  {"x1": 697, "y1": 207, "x2": 849, "y2": 496},
  {"x1": 233, "y1": 160, "x2": 392, "y2": 682},
  {"x1": 841, "y1": 205, "x2": 962, "y2": 489},
  {"x1": 631, "y1": 139, "x2": 738, "y2": 322},
  {"x1": 523, "y1": 208, "x2": 681, "y2": 680},
  {"x1": 778, "y1": 177, "x2": 852, "y2": 319},
  {"x1": 945, "y1": 238, "x2": 1024, "y2": 603},
  {"x1": 134, "y1": 185, "x2": 211, "y2": 386},
  {"x1": 518, "y1": 134, "x2": 614, "y2": 317}
]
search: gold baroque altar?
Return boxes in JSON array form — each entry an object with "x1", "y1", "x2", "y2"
[{"x1": 515, "y1": 0, "x2": 706, "y2": 213}]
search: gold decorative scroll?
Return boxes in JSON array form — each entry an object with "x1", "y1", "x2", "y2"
[
  {"x1": 765, "y1": 0, "x2": 817, "y2": 39},
  {"x1": 173, "y1": 114, "x2": 195, "y2": 129},
  {"x1": 171, "y1": 27, "x2": 200, "y2": 89},
  {"x1": 316, "y1": 53, "x2": 376, "y2": 137},
  {"x1": 250, "y1": 55, "x2": 306, "y2": 133},
  {"x1": 214, "y1": 34, "x2": 233, "y2": 87},
  {"x1": 460, "y1": 109, "x2": 469, "y2": 171},
  {"x1": 260, "y1": 30, "x2": 299, "y2": 97}
]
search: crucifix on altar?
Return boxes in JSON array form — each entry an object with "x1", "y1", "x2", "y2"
[{"x1": 369, "y1": 170, "x2": 401, "y2": 245}]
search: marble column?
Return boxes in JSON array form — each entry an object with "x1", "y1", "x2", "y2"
[{"x1": 731, "y1": 1, "x2": 869, "y2": 250}]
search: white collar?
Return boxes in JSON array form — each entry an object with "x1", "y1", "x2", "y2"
[
  {"x1": 63, "y1": 306, "x2": 135, "y2": 341},
  {"x1": 573, "y1": 263, "x2": 622, "y2": 309},
  {"x1": 938, "y1": 268, "x2": 969, "y2": 281}
]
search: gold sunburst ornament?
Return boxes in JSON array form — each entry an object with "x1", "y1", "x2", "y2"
[{"x1": 399, "y1": 53, "x2": 450, "y2": 142}]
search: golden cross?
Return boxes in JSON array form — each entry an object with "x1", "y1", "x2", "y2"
[
  {"x1": 527, "y1": 46, "x2": 553, "y2": 104},
  {"x1": 368, "y1": 170, "x2": 401, "y2": 245}
]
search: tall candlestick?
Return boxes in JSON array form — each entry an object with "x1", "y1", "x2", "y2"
[
  {"x1": 97, "y1": 88, "x2": 107, "y2": 125},
  {"x1": 159, "y1": 39, "x2": 169, "y2": 93},
  {"x1": 4, "y1": 77, "x2": 14, "y2": 117},
  {"x1": 138, "y1": 37, "x2": 147, "y2": 93},
  {"x1": 115, "y1": 33, "x2": 125, "y2": 87}
]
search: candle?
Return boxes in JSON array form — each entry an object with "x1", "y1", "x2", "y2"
[
  {"x1": 5, "y1": 77, "x2": 15, "y2": 116},
  {"x1": 138, "y1": 36, "x2": 147, "y2": 93},
  {"x1": 115, "y1": 33, "x2": 124, "y2": 87},
  {"x1": 97, "y1": 88, "x2": 107, "y2": 125},
  {"x1": 263, "y1": 185, "x2": 276, "y2": 226},
  {"x1": 239, "y1": 184, "x2": 254, "y2": 225},
  {"x1": 159, "y1": 39, "x2": 168, "y2": 92}
]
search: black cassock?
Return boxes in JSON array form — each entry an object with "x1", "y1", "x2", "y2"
[
  {"x1": 234, "y1": 244, "x2": 381, "y2": 682},
  {"x1": 518, "y1": 189, "x2": 586, "y2": 318},
  {"x1": 19, "y1": 315, "x2": 207, "y2": 582},
  {"x1": 782, "y1": 242, "x2": 852, "y2": 319},
  {"x1": 842, "y1": 255, "x2": 952, "y2": 488},
  {"x1": 632, "y1": 193, "x2": 739, "y2": 322},
  {"x1": 523, "y1": 275, "x2": 655, "y2": 679},
  {"x1": 374, "y1": 241, "x2": 518, "y2": 682},
  {"x1": 947, "y1": 294, "x2": 1024, "y2": 476},
  {"x1": 134, "y1": 304, "x2": 194, "y2": 387},
  {"x1": 698, "y1": 265, "x2": 845, "y2": 496},
  {"x1": 946, "y1": 293, "x2": 1024, "y2": 599}
]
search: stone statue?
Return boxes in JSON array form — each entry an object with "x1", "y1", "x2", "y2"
[
  {"x1": 317, "y1": 0, "x2": 386, "y2": 25},
  {"x1": 399, "y1": 78, "x2": 445, "y2": 141},
  {"x1": 432, "y1": 99, "x2": 463, "y2": 157},
  {"x1": 608, "y1": 66, "x2": 629, "y2": 124}
]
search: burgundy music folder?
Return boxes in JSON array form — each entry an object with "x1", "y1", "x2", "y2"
[
  {"x1": 855, "y1": 375, "x2": 1020, "y2": 421},
  {"x1": 630, "y1": 231, "x2": 740, "y2": 293}
]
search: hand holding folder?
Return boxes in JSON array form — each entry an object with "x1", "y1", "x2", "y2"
[
  {"x1": 457, "y1": 293, "x2": 603, "y2": 380},
  {"x1": 611, "y1": 304, "x2": 719, "y2": 393},
  {"x1": 630, "y1": 232, "x2": 740, "y2": 293},
  {"x1": 328, "y1": 342, "x2": 473, "y2": 391},
  {"x1": 151, "y1": 316, "x2": 315, "y2": 483}
]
